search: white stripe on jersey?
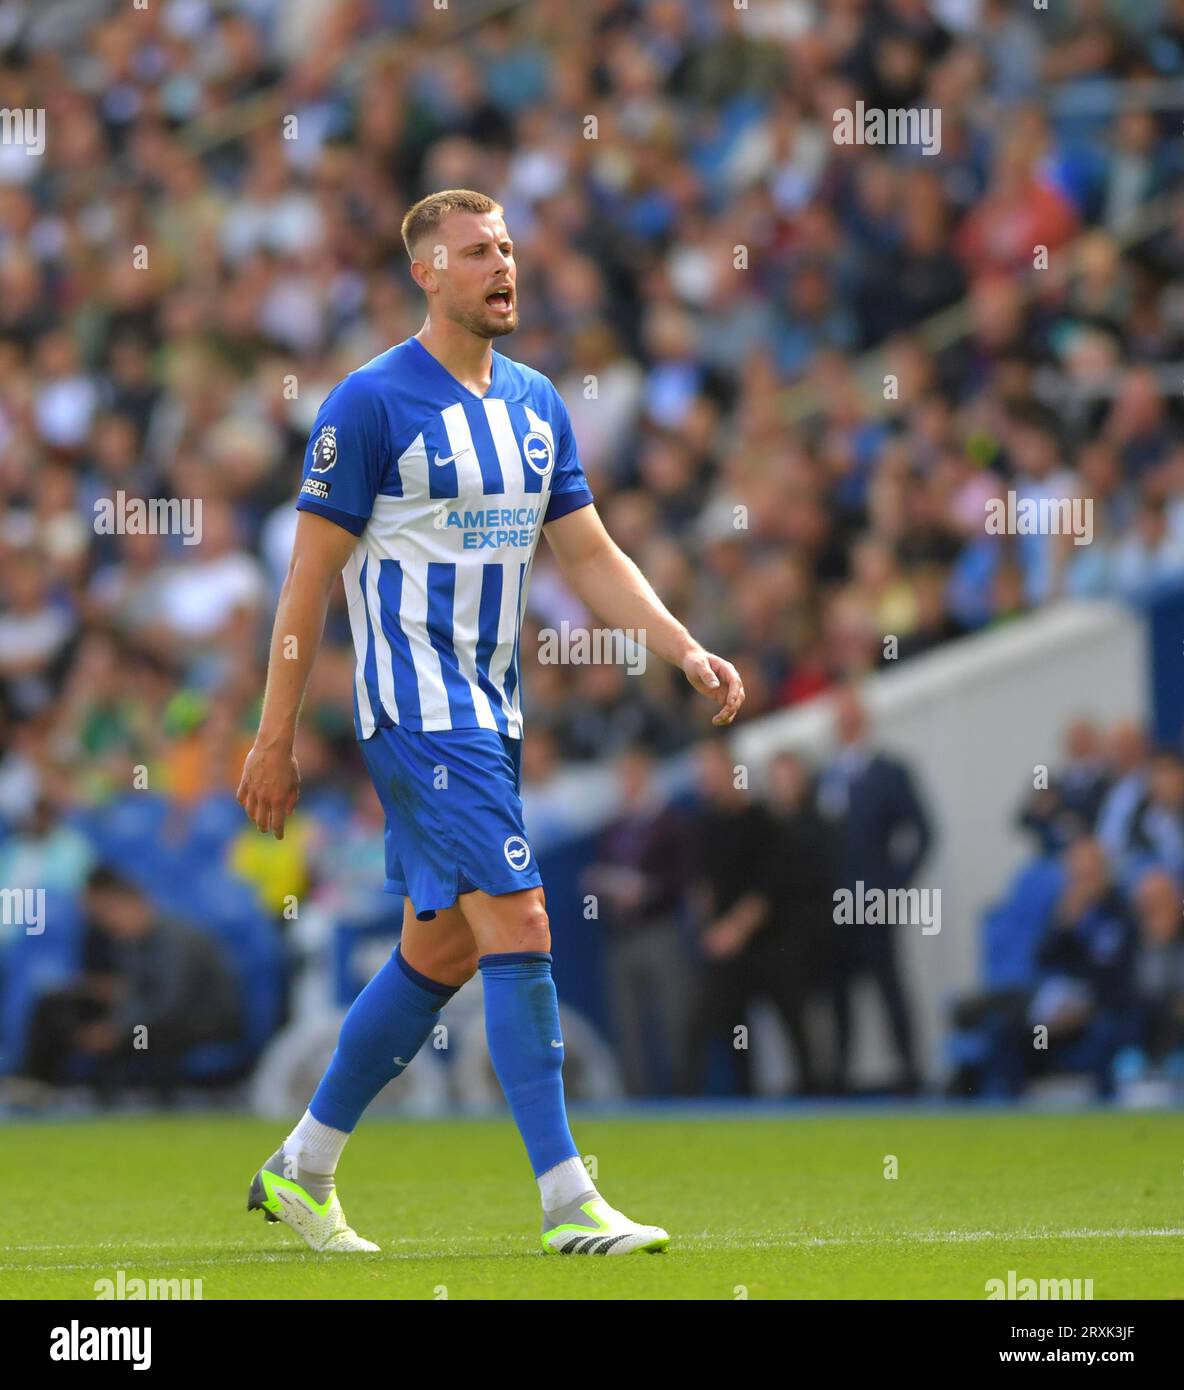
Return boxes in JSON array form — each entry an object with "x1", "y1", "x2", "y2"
[
  {"x1": 396, "y1": 430, "x2": 428, "y2": 498},
  {"x1": 482, "y1": 397, "x2": 525, "y2": 487},
  {"x1": 342, "y1": 548, "x2": 376, "y2": 738}
]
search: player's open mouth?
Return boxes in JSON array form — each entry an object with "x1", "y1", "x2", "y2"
[{"x1": 486, "y1": 288, "x2": 514, "y2": 313}]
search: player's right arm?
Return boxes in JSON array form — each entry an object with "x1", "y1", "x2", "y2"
[
  {"x1": 239, "y1": 372, "x2": 387, "y2": 839},
  {"x1": 236, "y1": 511, "x2": 358, "y2": 839}
]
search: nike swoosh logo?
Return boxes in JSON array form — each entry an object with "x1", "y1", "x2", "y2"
[
  {"x1": 432, "y1": 449, "x2": 470, "y2": 467},
  {"x1": 393, "y1": 1057, "x2": 409, "y2": 1066},
  {"x1": 550, "y1": 1040, "x2": 563, "y2": 1048}
]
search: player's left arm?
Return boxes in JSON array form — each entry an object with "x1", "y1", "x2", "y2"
[{"x1": 543, "y1": 502, "x2": 745, "y2": 727}]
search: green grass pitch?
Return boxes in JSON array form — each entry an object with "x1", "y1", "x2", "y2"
[{"x1": 2, "y1": 1110, "x2": 1181, "y2": 1299}]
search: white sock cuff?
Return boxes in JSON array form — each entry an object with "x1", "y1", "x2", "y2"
[
  {"x1": 284, "y1": 1111, "x2": 349, "y2": 1174},
  {"x1": 538, "y1": 1155, "x2": 596, "y2": 1210}
]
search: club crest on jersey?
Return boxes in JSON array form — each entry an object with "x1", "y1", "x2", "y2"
[
  {"x1": 522, "y1": 431, "x2": 554, "y2": 477},
  {"x1": 311, "y1": 424, "x2": 338, "y2": 473}
]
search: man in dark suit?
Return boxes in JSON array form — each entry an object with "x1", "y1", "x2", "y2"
[
  {"x1": 763, "y1": 750, "x2": 839, "y2": 1093},
  {"x1": 817, "y1": 686, "x2": 933, "y2": 1092},
  {"x1": 677, "y1": 737, "x2": 782, "y2": 1096}
]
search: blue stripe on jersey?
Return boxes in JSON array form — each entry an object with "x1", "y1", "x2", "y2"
[
  {"x1": 462, "y1": 399, "x2": 510, "y2": 495},
  {"x1": 426, "y1": 416, "x2": 459, "y2": 500},
  {"x1": 474, "y1": 564, "x2": 510, "y2": 736},
  {"x1": 377, "y1": 559, "x2": 423, "y2": 727},
  {"x1": 504, "y1": 559, "x2": 526, "y2": 712},
  {"x1": 425, "y1": 561, "x2": 480, "y2": 727}
]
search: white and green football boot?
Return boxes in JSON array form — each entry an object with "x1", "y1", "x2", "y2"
[
  {"x1": 541, "y1": 1195, "x2": 669, "y2": 1255},
  {"x1": 247, "y1": 1148, "x2": 379, "y2": 1253}
]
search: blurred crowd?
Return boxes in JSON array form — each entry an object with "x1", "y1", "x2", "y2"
[
  {"x1": 949, "y1": 715, "x2": 1184, "y2": 1098},
  {"x1": 2, "y1": 1, "x2": 1184, "y2": 1099}
]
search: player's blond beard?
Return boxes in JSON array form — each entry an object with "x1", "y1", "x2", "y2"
[{"x1": 447, "y1": 297, "x2": 518, "y2": 339}]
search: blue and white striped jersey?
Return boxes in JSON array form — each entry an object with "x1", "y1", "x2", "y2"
[{"x1": 295, "y1": 336, "x2": 594, "y2": 741}]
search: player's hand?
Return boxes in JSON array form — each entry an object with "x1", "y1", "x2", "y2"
[
  {"x1": 237, "y1": 741, "x2": 301, "y2": 840},
  {"x1": 682, "y1": 648, "x2": 745, "y2": 726}
]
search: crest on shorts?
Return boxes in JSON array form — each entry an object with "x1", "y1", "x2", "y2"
[
  {"x1": 503, "y1": 835, "x2": 532, "y2": 871},
  {"x1": 311, "y1": 424, "x2": 338, "y2": 473}
]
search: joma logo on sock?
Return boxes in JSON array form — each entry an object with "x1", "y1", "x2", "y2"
[
  {"x1": 50, "y1": 1322, "x2": 152, "y2": 1369},
  {"x1": 94, "y1": 1269, "x2": 203, "y2": 1300}
]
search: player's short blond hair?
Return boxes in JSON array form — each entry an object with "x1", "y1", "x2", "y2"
[{"x1": 401, "y1": 189, "x2": 503, "y2": 260}]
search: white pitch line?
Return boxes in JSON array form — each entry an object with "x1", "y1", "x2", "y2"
[
  {"x1": 4, "y1": 1227, "x2": 1182, "y2": 1267},
  {"x1": 676, "y1": 1228, "x2": 1184, "y2": 1248},
  {"x1": 0, "y1": 1250, "x2": 506, "y2": 1274},
  {"x1": 0, "y1": 1245, "x2": 303, "y2": 1256}
]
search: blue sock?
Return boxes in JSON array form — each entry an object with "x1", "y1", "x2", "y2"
[
  {"x1": 479, "y1": 951, "x2": 579, "y2": 1177},
  {"x1": 309, "y1": 946, "x2": 458, "y2": 1132}
]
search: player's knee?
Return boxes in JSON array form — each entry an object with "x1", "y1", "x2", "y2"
[
  {"x1": 401, "y1": 937, "x2": 477, "y2": 990},
  {"x1": 425, "y1": 946, "x2": 478, "y2": 988},
  {"x1": 514, "y1": 901, "x2": 550, "y2": 954},
  {"x1": 447, "y1": 948, "x2": 479, "y2": 985}
]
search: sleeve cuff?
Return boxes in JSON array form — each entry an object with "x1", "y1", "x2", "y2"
[
  {"x1": 543, "y1": 487, "x2": 595, "y2": 524},
  {"x1": 295, "y1": 497, "x2": 368, "y2": 536}
]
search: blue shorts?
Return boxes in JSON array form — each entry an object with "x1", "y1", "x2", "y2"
[{"x1": 358, "y1": 725, "x2": 542, "y2": 921}]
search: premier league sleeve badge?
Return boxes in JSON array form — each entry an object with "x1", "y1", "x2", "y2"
[{"x1": 311, "y1": 424, "x2": 338, "y2": 473}]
